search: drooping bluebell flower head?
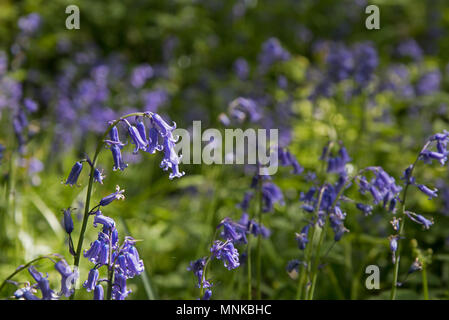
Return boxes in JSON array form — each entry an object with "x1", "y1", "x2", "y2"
[
  {"x1": 64, "y1": 161, "x2": 83, "y2": 186},
  {"x1": 238, "y1": 212, "x2": 270, "y2": 239},
  {"x1": 389, "y1": 235, "x2": 400, "y2": 263},
  {"x1": 329, "y1": 206, "x2": 349, "y2": 241},
  {"x1": 187, "y1": 257, "x2": 209, "y2": 289},
  {"x1": 28, "y1": 266, "x2": 54, "y2": 300},
  {"x1": 94, "y1": 284, "x2": 104, "y2": 300},
  {"x1": 126, "y1": 122, "x2": 148, "y2": 154},
  {"x1": 405, "y1": 211, "x2": 434, "y2": 230},
  {"x1": 416, "y1": 184, "x2": 438, "y2": 200},
  {"x1": 160, "y1": 137, "x2": 185, "y2": 179},
  {"x1": 84, "y1": 232, "x2": 109, "y2": 266},
  {"x1": 357, "y1": 167, "x2": 402, "y2": 213},
  {"x1": 295, "y1": 224, "x2": 310, "y2": 250},
  {"x1": 14, "y1": 285, "x2": 40, "y2": 300},
  {"x1": 93, "y1": 168, "x2": 105, "y2": 184},
  {"x1": 62, "y1": 208, "x2": 74, "y2": 234},
  {"x1": 218, "y1": 218, "x2": 248, "y2": 244},
  {"x1": 210, "y1": 240, "x2": 240, "y2": 270},
  {"x1": 408, "y1": 258, "x2": 423, "y2": 274},
  {"x1": 201, "y1": 289, "x2": 212, "y2": 300},
  {"x1": 83, "y1": 268, "x2": 99, "y2": 292},
  {"x1": 110, "y1": 144, "x2": 128, "y2": 171},
  {"x1": 54, "y1": 260, "x2": 78, "y2": 297},
  {"x1": 111, "y1": 271, "x2": 132, "y2": 300},
  {"x1": 99, "y1": 185, "x2": 125, "y2": 207}
]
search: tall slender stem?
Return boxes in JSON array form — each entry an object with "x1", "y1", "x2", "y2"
[
  {"x1": 422, "y1": 264, "x2": 429, "y2": 300},
  {"x1": 70, "y1": 112, "x2": 147, "y2": 300},
  {"x1": 390, "y1": 141, "x2": 430, "y2": 300}
]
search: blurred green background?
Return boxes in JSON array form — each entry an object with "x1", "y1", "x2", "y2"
[{"x1": 1, "y1": 0, "x2": 449, "y2": 300}]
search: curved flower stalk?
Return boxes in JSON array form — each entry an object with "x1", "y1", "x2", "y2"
[
  {"x1": 390, "y1": 131, "x2": 449, "y2": 300},
  {"x1": 60, "y1": 111, "x2": 184, "y2": 299}
]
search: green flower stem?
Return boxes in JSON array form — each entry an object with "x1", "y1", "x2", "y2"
[
  {"x1": 247, "y1": 229, "x2": 252, "y2": 300},
  {"x1": 71, "y1": 112, "x2": 148, "y2": 300},
  {"x1": 390, "y1": 141, "x2": 431, "y2": 300}
]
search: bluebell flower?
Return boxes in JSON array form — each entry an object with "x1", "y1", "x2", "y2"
[
  {"x1": 150, "y1": 113, "x2": 177, "y2": 141},
  {"x1": 93, "y1": 211, "x2": 116, "y2": 230},
  {"x1": 83, "y1": 268, "x2": 99, "y2": 292},
  {"x1": 408, "y1": 258, "x2": 423, "y2": 274},
  {"x1": 94, "y1": 284, "x2": 104, "y2": 300},
  {"x1": 54, "y1": 260, "x2": 77, "y2": 297},
  {"x1": 112, "y1": 271, "x2": 131, "y2": 300},
  {"x1": 93, "y1": 168, "x2": 105, "y2": 184},
  {"x1": 64, "y1": 161, "x2": 83, "y2": 186},
  {"x1": 14, "y1": 286, "x2": 40, "y2": 300},
  {"x1": 187, "y1": 258, "x2": 208, "y2": 288},
  {"x1": 160, "y1": 138, "x2": 185, "y2": 179},
  {"x1": 329, "y1": 207, "x2": 349, "y2": 241},
  {"x1": 218, "y1": 218, "x2": 247, "y2": 244},
  {"x1": 99, "y1": 185, "x2": 125, "y2": 206},
  {"x1": 84, "y1": 239, "x2": 102, "y2": 263},
  {"x1": 389, "y1": 235, "x2": 400, "y2": 263},
  {"x1": 295, "y1": 224, "x2": 310, "y2": 250},
  {"x1": 416, "y1": 184, "x2": 438, "y2": 200},
  {"x1": 146, "y1": 126, "x2": 163, "y2": 154},
  {"x1": 28, "y1": 266, "x2": 54, "y2": 300},
  {"x1": 210, "y1": 241, "x2": 240, "y2": 270},
  {"x1": 110, "y1": 144, "x2": 128, "y2": 171},
  {"x1": 405, "y1": 211, "x2": 434, "y2": 229},
  {"x1": 261, "y1": 182, "x2": 284, "y2": 212},
  {"x1": 106, "y1": 125, "x2": 125, "y2": 149},
  {"x1": 62, "y1": 208, "x2": 74, "y2": 234},
  {"x1": 201, "y1": 289, "x2": 212, "y2": 300},
  {"x1": 390, "y1": 217, "x2": 401, "y2": 231},
  {"x1": 127, "y1": 124, "x2": 148, "y2": 154}
]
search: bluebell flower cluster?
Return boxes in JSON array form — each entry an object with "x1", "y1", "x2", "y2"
[
  {"x1": 83, "y1": 197, "x2": 144, "y2": 300},
  {"x1": 63, "y1": 112, "x2": 184, "y2": 183},
  {"x1": 357, "y1": 167, "x2": 402, "y2": 213},
  {"x1": 13, "y1": 258, "x2": 78, "y2": 300}
]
